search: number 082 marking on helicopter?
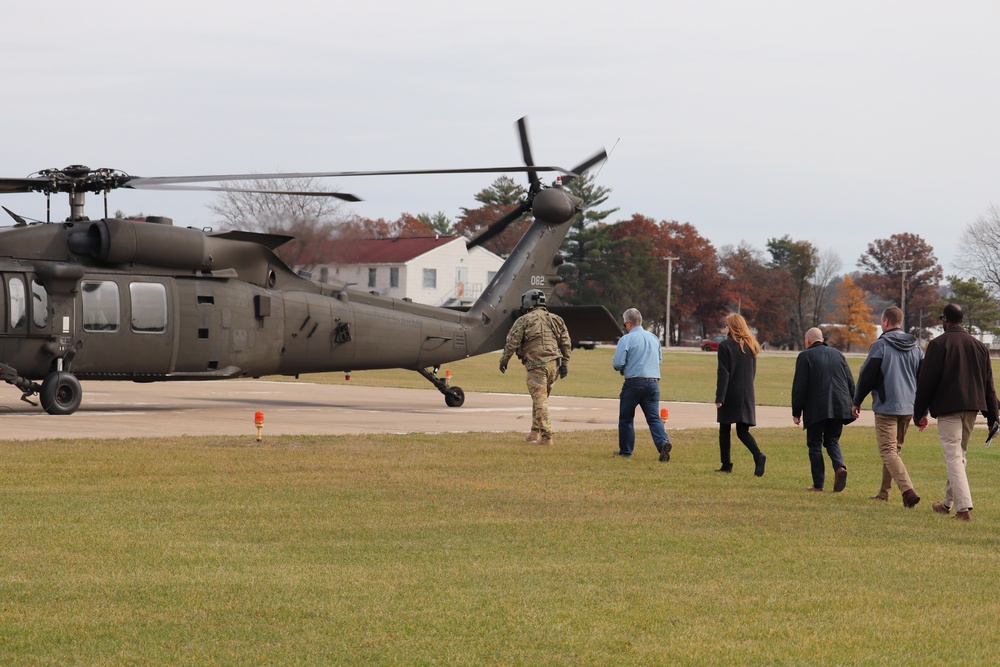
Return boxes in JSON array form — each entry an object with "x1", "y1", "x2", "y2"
[{"x1": 0, "y1": 118, "x2": 616, "y2": 415}]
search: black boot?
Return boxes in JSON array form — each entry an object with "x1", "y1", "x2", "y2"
[
  {"x1": 716, "y1": 463, "x2": 733, "y2": 473},
  {"x1": 754, "y1": 452, "x2": 766, "y2": 478}
]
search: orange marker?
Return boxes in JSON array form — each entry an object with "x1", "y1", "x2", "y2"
[
  {"x1": 254, "y1": 411, "x2": 264, "y2": 442},
  {"x1": 445, "y1": 369, "x2": 452, "y2": 386},
  {"x1": 660, "y1": 407, "x2": 669, "y2": 421}
]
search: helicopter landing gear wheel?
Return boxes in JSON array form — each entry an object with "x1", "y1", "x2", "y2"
[
  {"x1": 444, "y1": 387, "x2": 465, "y2": 408},
  {"x1": 40, "y1": 371, "x2": 82, "y2": 416}
]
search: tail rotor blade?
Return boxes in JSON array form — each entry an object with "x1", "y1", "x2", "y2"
[
  {"x1": 561, "y1": 149, "x2": 608, "y2": 185},
  {"x1": 517, "y1": 117, "x2": 540, "y2": 194},
  {"x1": 466, "y1": 201, "x2": 530, "y2": 249}
]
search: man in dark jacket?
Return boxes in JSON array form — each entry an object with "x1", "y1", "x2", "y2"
[
  {"x1": 791, "y1": 327, "x2": 856, "y2": 492},
  {"x1": 852, "y1": 306, "x2": 922, "y2": 508},
  {"x1": 914, "y1": 303, "x2": 999, "y2": 521}
]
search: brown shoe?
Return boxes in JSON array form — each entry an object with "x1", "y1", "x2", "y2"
[
  {"x1": 932, "y1": 501, "x2": 951, "y2": 515},
  {"x1": 868, "y1": 495, "x2": 888, "y2": 502},
  {"x1": 953, "y1": 509, "x2": 971, "y2": 521},
  {"x1": 806, "y1": 486, "x2": 824, "y2": 492},
  {"x1": 902, "y1": 489, "x2": 921, "y2": 508},
  {"x1": 833, "y1": 467, "x2": 848, "y2": 492},
  {"x1": 538, "y1": 436, "x2": 553, "y2": 445},
  {"x1": 525, "y1": 430, "x2": 540, "y2": 443}
]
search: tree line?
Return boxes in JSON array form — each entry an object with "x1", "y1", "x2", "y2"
[{"x1": 209, "y1": 176, "x2": 1000, "y2": 351}]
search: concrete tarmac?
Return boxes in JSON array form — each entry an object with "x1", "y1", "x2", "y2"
[{"x1": 0, "y1": 379, "x2": 874, "y2": 441}]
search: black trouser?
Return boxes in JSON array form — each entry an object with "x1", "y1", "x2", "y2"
[
  {"x1": 805, "y1": 420, "x2": 846, "y2": 489},
  {"x1": 719, "y1": 423, "x2": 761, "y2": 466}
]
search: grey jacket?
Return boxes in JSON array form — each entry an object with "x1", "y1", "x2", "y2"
[{"x1": 854, "y1": 328, "x2": 923, "y2": 415}]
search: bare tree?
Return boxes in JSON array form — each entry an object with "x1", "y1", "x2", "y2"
[
  {"x1": 208, "y1": 176, "x2": 352, "y2": 270},
  {"x1": 954, "y1": 203, "x2": 1000, "y2": 295},
  {"x1": 810, "y1": 247, "x2": 843, "y2": 326}
]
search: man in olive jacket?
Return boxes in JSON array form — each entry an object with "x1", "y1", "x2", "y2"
[
  {"x1": 914, "y1": 303, "x2": 999, "y2": 521},
  {"x1": 791, "y1": 327, "x2": 857, "y2": 492}
]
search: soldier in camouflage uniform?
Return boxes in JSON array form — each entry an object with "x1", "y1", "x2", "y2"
[{"x1": 499, "y1": 290, "x2": 572, "y2": 445}]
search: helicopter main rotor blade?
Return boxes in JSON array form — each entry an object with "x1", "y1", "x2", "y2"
[
  {"x1": 134, "y1": 184, "x2": 362, "y2": 202},
  {"x1": 124, "y1": 165, "x2": 575, "y2": 188},
  {"x1": 0, "y1": 178, "x2": 52, "y2": 193}
]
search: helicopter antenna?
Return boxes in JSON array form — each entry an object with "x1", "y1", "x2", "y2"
[
  {"x1": 592, "y1": 137, "x2": 619, "y2": 181},
  {"x1": 2, "y1": 206, "x2": 27, "y2": 226}
]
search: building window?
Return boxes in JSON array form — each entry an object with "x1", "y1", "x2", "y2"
[
  {"x1": 130, "y1": 282, "x2": 167, "y2": 333},
  {"x1": 82, "y1": 281, "x2": 120, "y2": 332},
  {"x1": 422, "y1": 268, "x2": 437, "y2": 289},
  {"x1": 368, "y1": 268, "x2": 377, "y2": 288},
  {"x1": 390, "y1": 267, "x2": 399, "y2": 288}
]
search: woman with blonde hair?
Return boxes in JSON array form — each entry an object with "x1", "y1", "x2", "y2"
[{"x1": 714, "y1": 313, "x2": 766, "y2": 476}]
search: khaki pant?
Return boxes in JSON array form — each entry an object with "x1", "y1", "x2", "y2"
[
  {"x1": 526, "y1": 360, "x2": 560, "y2": 438},
  {"x1": 937, "y1": 411, "x2": 977, "y2": 512},
  {"x1": 872, "y1": 413, "x2": 915, "y2": 498}
]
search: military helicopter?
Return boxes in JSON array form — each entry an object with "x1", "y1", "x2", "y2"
[{"x1": 0, "y1": 118, "x2": 621, "y2": 415}]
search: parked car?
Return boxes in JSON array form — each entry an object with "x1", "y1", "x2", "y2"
[{"x1": 701, "y1": 334, "x2": 727, "y2": 351}]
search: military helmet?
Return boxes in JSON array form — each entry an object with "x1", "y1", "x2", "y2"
[{"x1": 521, "y1": 289, "x2": 546, "y2": 310}]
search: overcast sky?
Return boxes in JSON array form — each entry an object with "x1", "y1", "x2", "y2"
[{"x1": 4, "y1": 1, "x2": 999, "y2": 274}]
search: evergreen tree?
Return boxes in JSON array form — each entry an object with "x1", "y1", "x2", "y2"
[
  {"x1": 558, "y1": 172, "x2": 618, "y2": 303},
  {"x1": 946, "y1": 275, "x2": 1000, "y2": 337}
]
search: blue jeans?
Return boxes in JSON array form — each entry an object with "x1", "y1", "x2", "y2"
[
  {"x1": 618, "y1": 379, "x2": 670, "y2": 456},
  {"x1": 806, "y1": 420, "x2": 846, "y2": 488}
]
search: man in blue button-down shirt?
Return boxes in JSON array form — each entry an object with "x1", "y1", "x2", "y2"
[{"x1": 612, "y1": 308, "x2": 671, "y2": 461}]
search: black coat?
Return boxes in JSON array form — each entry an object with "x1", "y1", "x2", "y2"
[
  {"x1": 715, "y1": 337, "x2": 756, "y2": 425},
  {"x1": 791, "y1": 341, "x2": 857, "y2": 428}
]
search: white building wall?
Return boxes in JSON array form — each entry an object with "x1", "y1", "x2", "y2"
[{"x1": 315, "y1": 239, "x2": 504, "y2": 306}]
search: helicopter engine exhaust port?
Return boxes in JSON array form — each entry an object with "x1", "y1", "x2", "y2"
[{"x1": 40, "y1": 371, "x2": 82, "y2": 416}]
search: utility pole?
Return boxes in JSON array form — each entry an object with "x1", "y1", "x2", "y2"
[
  {"x1": 664, "y1": 256, "x2": 679, "y2": 348},
  {"x1": 899, "y1": 258, "x2": 913, "y2": 331}
]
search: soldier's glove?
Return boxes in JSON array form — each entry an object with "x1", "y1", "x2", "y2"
[
  {"x1": 499, "y1": 362, "x2": 507, "y2": 374},
  {"x1": 558, "y1": 364, "x2": 568, "y2": 379}
]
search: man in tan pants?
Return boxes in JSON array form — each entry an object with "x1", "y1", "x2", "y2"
[
  {"x1": 914, "y1": 304, "x2": 999, "y2": 521},
  {"x1": 852, "y1": 306, "x2": 922, "y2": 508}
]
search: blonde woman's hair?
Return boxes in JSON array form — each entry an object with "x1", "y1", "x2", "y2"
[{"x1": 725, "y1": 313, "x2": 760, "y2": 356}]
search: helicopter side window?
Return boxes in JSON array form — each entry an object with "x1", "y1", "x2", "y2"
[
  {"x1": 8, "y1": 277, "x2": 26, "y2": 329},
  {"x1": 82, "y1": 281, "x2": 120, "y2": 332},
  {"x1": 130, "y1": 282, "x2": 167, "y2": 334},
  {"x1": 31, "y1": 280, "x2": 49, "y2": 329}
]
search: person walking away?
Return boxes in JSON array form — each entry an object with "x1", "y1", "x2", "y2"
[
  {"x1": 714, "y1": 313, "x2": 766, "y2": 477},
  {"x1": 498, "y1": 289, "x2": 572, "y2": 445},
  {"x1": 913, "y1": 303, "x2": 999, "y2": 521},
  {"x1": 612, "y1": 308, "x2": 671, "y2": 461},
  {"x1": 791, "y1": 327, "x2": 856, "y2": 492},
  {"x1": 852, "y1": 306, "x2": 922, "y2": 508}
]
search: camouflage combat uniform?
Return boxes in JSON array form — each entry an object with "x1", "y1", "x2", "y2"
[{"x1": 499, "y1": 307, "x2": 572, "y2": 441}]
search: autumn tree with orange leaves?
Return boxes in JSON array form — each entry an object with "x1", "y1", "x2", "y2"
[{"x1": 826, "y1": 274, "x2": 876, "y2": 352}]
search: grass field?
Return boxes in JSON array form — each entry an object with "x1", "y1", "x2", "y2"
[
  {"x1": 281, "y1": 347, "x2": 835, "y2": 407},
  {"x1": 3, "y1": 349, "x2": 1000, "y2": 665}
]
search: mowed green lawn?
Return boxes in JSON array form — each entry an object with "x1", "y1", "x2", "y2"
[
  {"x1": 3, "y1": 348, "x2": 1000, "y2": 665},
  {"x1": 288, "y1": 347, "x2": 862, "y2": 407}
]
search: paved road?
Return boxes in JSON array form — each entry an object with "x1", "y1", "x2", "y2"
[{"x1": 0, "y1": 379, "x2": 874, "y2": 441}]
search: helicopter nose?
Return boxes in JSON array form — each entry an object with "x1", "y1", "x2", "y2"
[{"x1": 531, "y1": 187, "x2": 579, "y2": 225}]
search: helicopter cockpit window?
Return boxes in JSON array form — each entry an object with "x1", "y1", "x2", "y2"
[
  {"x1": 31, "y1": 280, "x2": 49, "y2": 328},
  {"x1": 130, "y1": 282, "x2": 167, "y2": 334},
  {"x1": 82, "y1": 281, "x2": 120, "y2": 332},
  {"x1": 8, "y1": 277, "x2": 26, "y2": 329}
]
